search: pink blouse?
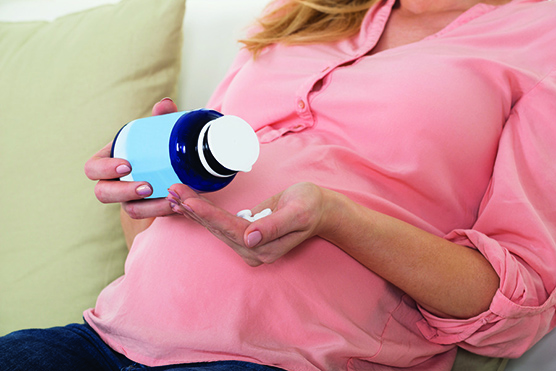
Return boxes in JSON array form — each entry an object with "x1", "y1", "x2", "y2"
[{"x1": 85, "y1": 0, "x2": 556, "y2": 370}]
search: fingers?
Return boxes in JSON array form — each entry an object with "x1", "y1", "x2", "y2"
[
  {"x1": 243, "y1": 209, "x2": 307, "y2": 248},
  {"x1": 172, "y1": 198, "x2": 263, "y2": 268},
  {"x1": 152, "y1": 97, "x2": 178, "y2": 116},
  {"x1": 241, "y1": 183, "x2": 326, "y2": 251},
  {"x1": 84, "y1": 97, "x2": 182, "y2": 222},
  {"x1": 94, "y1": 180, "x2": 153, "y2": 204},
  {"x1": 166, "y1": 181, "x2": 325, "y2": 266},
  {"x1": 86, "y1": 143, "x2": 167, "y2": 217},
  {"x1": 175, "y1": 196, "x2": 249, "y2": 244},
  {"x1": 122, "y1": 198, "x2": 174, "y2": 220},
  {"x1": 86, "y1": 142, "x2": 156, "y2": 206},
  {"x1": 168, "y1": 183, "x2": 201, "y2": 201},
  {"x1": 86, "y1": 97, "x2": 178, "y2": 181},
  {"x1": 167, "y1": 191, "x2": 264, "y2": 265},
  {"x1": 84, "y1": 142, "x2": 130, "y2": 181}
]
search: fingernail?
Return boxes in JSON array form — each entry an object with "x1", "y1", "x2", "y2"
[
  {"x1": 116, "y1": 164, "x2": 131, "y2": 175},
  {"x1": 159, "y1": 97, "x2": 173, "y2": 103},
  {"x1": 167, "y1": 189, "x2": 179, "y2": 199},
  {"x1": 247, "y1": 231, "x2": 263, "y2": 248},
  {"x1": 182, "y1": 202, "x2": 194, "y2": 213},
  {"x1": 136, "y1": 184, "x2": 152, "y2": 197},
  {"x1": 167, "y1": 198, "x2": 179, "y2": 206}
]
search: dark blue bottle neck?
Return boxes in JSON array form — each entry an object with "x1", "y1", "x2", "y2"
[{"x1": 168, "y1": 109, "x2": 236, "y2": 192}]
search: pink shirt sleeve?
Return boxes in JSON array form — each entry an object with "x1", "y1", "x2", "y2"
[{"x1": 417, "y1": 70, "x2": 556, "y2": 358}]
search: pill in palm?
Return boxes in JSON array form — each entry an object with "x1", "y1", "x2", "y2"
[
  {"x1": 252, "y1": 208, "x2": 272, "y2": 220},
  {"x1": 237, "y1": 208, "x2": 272, "y2": 222},
  {"x1": 236, "y1": 209, "x2": 253, "y2": 219}
]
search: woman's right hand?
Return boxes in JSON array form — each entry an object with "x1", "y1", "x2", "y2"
[{"x1": 84, "y1": 98, "x2": 179, "y2": 220}]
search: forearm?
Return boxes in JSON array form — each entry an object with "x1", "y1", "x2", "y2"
[{"x1": 319, "y1": 189, "x2": 500, "y2": 319}]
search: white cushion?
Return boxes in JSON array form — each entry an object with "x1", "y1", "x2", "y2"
[
  {"x1": 0, "y1": 0, "x2": 121, "y2": 22},
  {"x1": 505, "y1": 329, "x2": 556, "y2": 371},
  {"x1": 178, "y1": 0, "x2": 269, "y2": 110}
]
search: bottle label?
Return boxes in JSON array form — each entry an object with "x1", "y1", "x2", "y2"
[{"x1": 112, "y1": 112, "x2": 184, "y2": 198}]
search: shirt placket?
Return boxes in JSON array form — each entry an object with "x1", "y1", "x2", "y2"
[{"x1": 291, "y1": 0, "x2": 395, "y2": 134}]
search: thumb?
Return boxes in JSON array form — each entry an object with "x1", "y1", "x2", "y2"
[
  {"x1": 152, "y1": 97, "x2": 178, "y2": 116},
  {"x1": 243, "y1": 210, "x2": 302, "y2": 249}
]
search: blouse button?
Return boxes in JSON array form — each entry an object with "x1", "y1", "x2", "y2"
[{"x1": 297, "y1": 100, "x2": 306, "y2": 110}]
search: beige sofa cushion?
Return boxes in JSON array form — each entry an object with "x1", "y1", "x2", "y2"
[{"x1": 0, "y1": 0, "x2": 185, "y2": 335}]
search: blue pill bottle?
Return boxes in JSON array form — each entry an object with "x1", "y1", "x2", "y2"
[{"x1": 111, "y1": 109, "x2": 260, "y2": 198}]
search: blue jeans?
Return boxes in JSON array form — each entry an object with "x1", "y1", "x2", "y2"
[{"x1": 0, "y1": 323, "x2": 286, "y2": 371}]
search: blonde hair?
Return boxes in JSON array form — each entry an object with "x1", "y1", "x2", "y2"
[{"x1": 240, "y1": 0, "x2": 378, "y2": 56}]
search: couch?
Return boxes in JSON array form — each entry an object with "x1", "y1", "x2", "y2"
[{"x1": 0, "y1": 0, "x2": 553, "y2": 370}]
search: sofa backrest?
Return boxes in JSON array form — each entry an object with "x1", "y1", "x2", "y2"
[{"x1": 0, "y1": 0, "x2": 269, "y2": 110}]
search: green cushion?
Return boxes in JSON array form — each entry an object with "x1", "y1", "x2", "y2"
[
  {"x1": 452, "y1": 348, "x2": 508, "y2": 371},
  {"x1": 0, "y1": 0, "x2": 185, "y2": 335}
]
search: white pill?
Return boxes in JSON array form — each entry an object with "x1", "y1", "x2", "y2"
[
  {"x1": 252, "y1": 208, "x2": 272, "y2": 221},
  {"x1": 237, "y1": 209, "x2": 253, "y2": 218},
  {"x1": 237, "y1": 208, "x2": 272, "y2": 222}
]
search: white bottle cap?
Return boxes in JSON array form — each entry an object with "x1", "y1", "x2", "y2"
[{"x1": 197, "y1": 115, "x2": 260, "y2": 177}]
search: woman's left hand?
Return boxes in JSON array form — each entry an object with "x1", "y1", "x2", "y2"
[
  {"x1": 167, "y1": 182, "x2": 331, "y2": 267},
  {"x1": 168, "y1": 181, "x2": 500, "y2": 318}
]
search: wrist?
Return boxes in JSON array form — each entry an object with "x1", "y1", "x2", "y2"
[{"x1": 315, "y1": 187, "x2": 356, "y2": 243}]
